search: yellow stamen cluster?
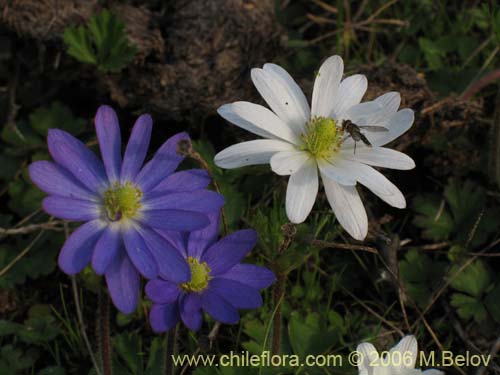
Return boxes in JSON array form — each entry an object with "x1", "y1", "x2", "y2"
[
  {"x1": 301, "y1": 116, "x2": 343, "y2": 159},
  {"x1": 104, "y1": 182, "x2": 143, "y2": 221},
  {"x1": 181, "y1": 257, "x2": 212, "y2": 292}
]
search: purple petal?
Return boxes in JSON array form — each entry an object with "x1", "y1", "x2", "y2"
[
  {"x1": 42, "y1": 196, "x2": 100, "y2": 221},
  {"x1": 200, "y1": 290, "x2": 239, "y2": 324},
  {"x1": 105, "y1": 250, "x2": 140, "y2": 314},
  {"x1": 141, "y1": 210, "x2": 209, "y2": 231},
  {"x1": 58, "y1": 220, "x2": 105, "y2": 274},
  {"x1": 157, "y1": 230, "x2": 188, "y2": 258},
  {"x1": 151, "y1": 169, "x2": 211, "y2": 193},
  {"x1": 140, "y1": 226, "x2": 190, "y2": 283},
  {"x1": 180, "y1": 293, "x2": 203, "y2": 331},
  {"x1": 209, "y1": 278, "x2": 262, "y2": 309},
  {"x1": 187, "y1": 212, "x2": 220, "y2": 259},
  {"x1": 29, "y1": 161, "x2": 96, "y2": 201},
  {"x1": 219, "y1": 264, "x2": 276, "y2": 290},
  {"x1": 145, "y1": 191, "x2": 224, "y2": 213},
  {"x1": 47, "y1": 129, "x2": 107, "y2": 192},
  {"x1": 201, "y1": 230, "x2": 258, "y2": 275},
  {"x1": 136, "y1": 132, "x2": 189, "y2": 192},
  {"x1": 145, "y1": 279, "x2": 180, "y2": 304},
  {"x1": 95, "y1": 105, "x2": 122, "y2": 183},
  {"x1": 91, "y1": 227, "x2": 121, "y2": 275},
  {"x1": 149, "y1": 303, "x2": 179, "y2": 333},
  {"x1": 121, "y1": 114, "x2": 152, "y2": 182},
  {"x1": 122, "y1": 227, "x2": 158, "y2": 279}
]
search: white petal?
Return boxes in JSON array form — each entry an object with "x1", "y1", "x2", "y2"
[
  {"x1": 357, "y1": 342, "x2": 379, "y2": 375},
  {"x1": 339, "y1": 147, "x2": 415, "y2": 170},
  {"x1": 263, "y1": 63, "x2": 310, "y2": 121},
  {"x1": 251, "y1": 67, "x2": 308, "y2": 135},
  {"x1": 345, "y1": 101, "x2": 388, "y2": 125},
  {"x1": 331, "y1": 74, "x2": 368, "y2": 119},
  {"x1": 286, "y1": 160, "x2": 318, "y2": 223},
  {"x1": 317, "y1": 158, "x2": 357, "y2": 185},
  {"x1": 367, "y1": 109, "x2": 414, "y2": 147},
  {"x1": 421, "y1": 370, "x2": 444, "y2": 375},
  {"x1": 390, "y1": 335, "x2": 418, "y2": 370},
  {"x1": 322, "y1": 174, "x2": 368, "y2": 240},
  {"x1": 214, "y1": 140, "x2": 295, "y2": 169},
  {"x1": 339, "y1": 159, "x2": 406, "y2": 208},
  {"x1": 311, "y1": 55, "x2": 344, "y2": 118},
  {"x1": 374, "y1": 92, "x2": 401, "y2": 114},
  {"x1": 270, "y1": 150, "x2": 310, "y2": 176},
  {"x1": 218, "y1": 102, "x2": 300, "y2": 145}
]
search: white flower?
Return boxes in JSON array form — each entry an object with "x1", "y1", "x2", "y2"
[
  {"x1": 357, "y1": 335, "x2": 443, "y2": 375},
  {"x1": 214, "y1": 55, "x2": 415, "y2": 240}
]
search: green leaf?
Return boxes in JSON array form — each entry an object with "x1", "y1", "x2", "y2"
[
  {"x1": 399, "y1": 249, "x2": 446, "y2": 308},
  {"x1": 114, "y1": 332, "x2": 143, "y2": 374},
  {"x1": 413, "y1": 195, "x2": 453, "y2": 240},
  {"x1": 63, "y1": 9, "x2": 136, "y2": 72},
  {"x1": 29, "y1": 102, "x2": 85, "y2": 137},
  {"x1": 450, "y1": 293, "x2": 488, "y2": 322},
  {"x1": 449, "y1": 260, "x2": 492, "y2": 298},
  {"x1": 485, "y1": 283, "x2": 500, "y2": 324},
  {"x1": 288, "y1": 312, "x2": 338, "y2": 358}
]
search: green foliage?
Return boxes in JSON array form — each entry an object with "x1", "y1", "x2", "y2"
[
  {"x1": 413, "y1": 179, "x2": 500, "y2": 246},
  {"x1": 113, "y1": 332, "x2": 164, "y2": 375},
  {"x1": 449, "y1": 260, "x2": 498, "y2": 323},
  {"x1": 63, "y1": 9, "x2": 137, "y2": 72},
  {"x1": 399, "y1": 249, "x2": 446, "y2": 309}
]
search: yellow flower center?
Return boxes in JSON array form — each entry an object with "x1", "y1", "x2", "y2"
[
  {"x1": 104, "y1": 182, "x2": 143, "y2": 221},
  {"x1": 181, "y1": 257, "x2": 212, "y2": 292},
  {"x1": 301, "y1": 117, "x2": 343, "y2": 159}
]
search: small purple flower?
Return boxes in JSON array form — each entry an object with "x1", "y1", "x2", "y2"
[
  {"x1": 29, "y1": 105, "x2": 224, "y2": 313},
  {"x1": 145, "y1": 213, "x2": 275, "y2": 332}
]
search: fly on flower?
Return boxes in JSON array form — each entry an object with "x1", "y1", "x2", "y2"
[
  {"x1": 214, "y1": 56, "x2": 415, "y2": 240},
  {"x1": 145, "y1": 213, "x2": 275, "y2": 332},
  {"x1": 29, "y1": 105, "x2": 224, "y2": 313}
]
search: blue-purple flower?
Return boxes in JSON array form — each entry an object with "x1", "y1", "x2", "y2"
[
  {"x1": 145, "y1": 213, "x2": 275, "y2": 332},
  {"x1": 29, "y1": 105, "x2": 224, "y2": 313}
]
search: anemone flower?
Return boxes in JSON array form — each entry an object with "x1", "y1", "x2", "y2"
[
  {"x1": 214, "y1": 55, "x2": 415, "y2": 240},
  {"x1": 145, "y1": 213, "x2": 275, "y2": 332},
  {"x1": 357, "y1": 335, "x2": 443, "y2": 375},
  {"x1": 29, "y1": 105, "x2": 224, "y2": 313}
]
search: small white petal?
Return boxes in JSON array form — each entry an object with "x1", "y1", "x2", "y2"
[
  {"x1": 331, "y1": 74, "x2": 368, "y2": 119},
  {"x1": 390, "y1": 335, "x2": 418, "y2": 370},
  {"x1": 214, "y1": 140, "x2": 295, "y2": 169},
  {"x1": 317, "y1": 158, "x2": 357, "y2": 185},
  {"x1": 368, "y1": 109, "x2": 415, "y2": 147},
  {"x1": 322, "y1": 174, "x2": 368, "y2": 240},
  {"x1": 270, "y1": 150, "x2": 310, "y2": 176},
  {"x1": 311, "y1": 55, "x2": 344, "y2": 118},
  {"x1": 339, "y1": 159, "x2": 406, "y2": 208},
  {"x1": 251, "y1": 68, "x2": 308, "y2": 135},
  {"x1": 339, "y1": 147, "x2": 415, "y2": 170},
  {"x1": 218, "y1": 102, "x2": 300, "y2": 144},
  {"x1": 357, "y1": 343, "x2": 380, "y2": 375},
  {"x1": 286, "y1": 160, "x2": 319, "y2": 223}
]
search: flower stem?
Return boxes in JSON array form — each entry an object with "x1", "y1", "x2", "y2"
[
  {"x1": 271, "y1": 272, "x2": 286, "y2": 355},
  {"x1": 71, "y1": 276, "x2": 102, "y2": 375},
  {"x1": 270, "y1": 223, "x2": 296, "y2": 355},
  {"x1": 177, "y1": 139, "x2": 228, "y2": 235},
  {"x1": 98, "y1": 290, "x2": 112, "y2": 375},
  {"x1": 165, "y1": 324, "x2": 179, "y2": 375}
]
